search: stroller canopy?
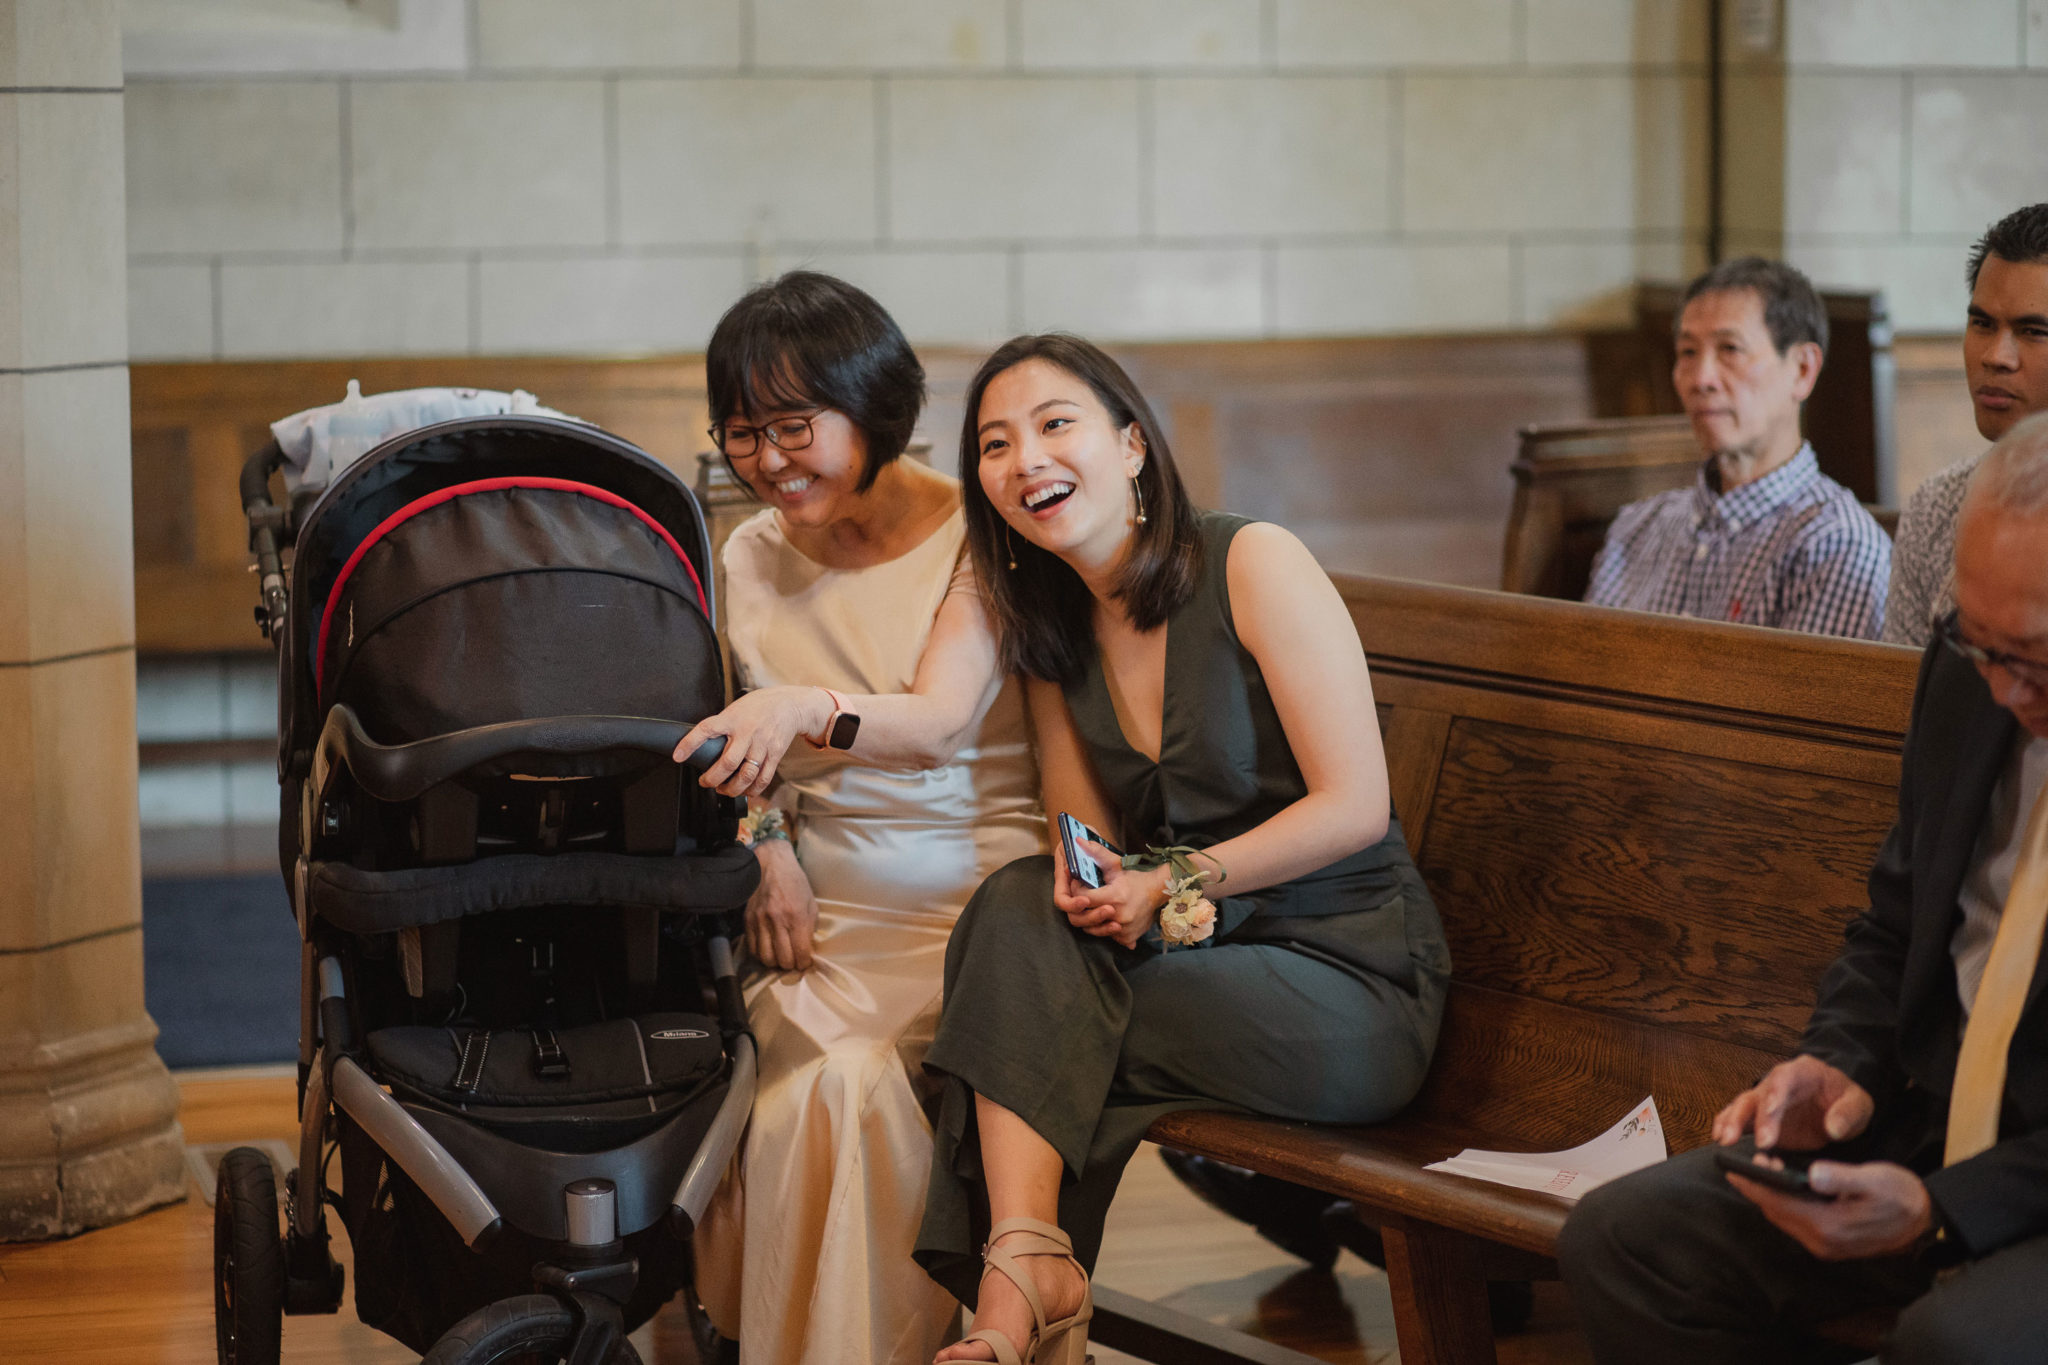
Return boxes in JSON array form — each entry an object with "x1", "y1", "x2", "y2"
[{"x1": 286, "y1": 417, "x2": 718, "y2": 755}]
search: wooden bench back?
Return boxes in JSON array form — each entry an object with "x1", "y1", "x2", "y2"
[
  {"x1": 1499, "y1": 415, "x2": 1699, "y2": 598},
  {"x1": 131, "y1": 358, "x2": 721, "y2": 654},
  {"x1": 1501, "y1": 415, "x2": 1902, "y2": 603},
  {"x1": 1348, "y1": 578, "x2": 1922, "y2": 1151}
]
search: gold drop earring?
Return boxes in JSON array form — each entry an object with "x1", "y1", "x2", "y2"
[
  {"x1": 1006, "y1": 523, "x2": 1018, "y2": 570},
  {"x1": 1130, "y1": 476, "x2": 1147, "y2": 526}
]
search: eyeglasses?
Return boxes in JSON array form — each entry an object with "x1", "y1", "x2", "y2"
[
  {"x1": 1938, "y1": 613, "x2": 2048, "y2": 691},
  {"x1": 709, "y1": 412, "x2": 819, "y2": 459}
]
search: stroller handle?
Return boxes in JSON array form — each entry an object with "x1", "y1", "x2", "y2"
[
  {"x1": 241, "y1": 442, "x2": 290, "y2": 641},
  {"x1": 316, "y1": 705, "x2": 727, "y2": 803}
]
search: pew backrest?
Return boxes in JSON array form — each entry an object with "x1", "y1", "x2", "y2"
[
  {"x1": 1500, "y1": 416, "x2": 1698, "y2": 600},
  {"x1": 1355, "y1": 578, "x2": 1921, "y2": 1153}
]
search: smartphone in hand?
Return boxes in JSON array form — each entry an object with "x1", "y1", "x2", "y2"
[
  {"x1": 1714, "y1": 1148, "x2": 1836, "y2": 1200},
  {"x1": 1057, "y1": 813, "x2": 1122, "y2": 891}
]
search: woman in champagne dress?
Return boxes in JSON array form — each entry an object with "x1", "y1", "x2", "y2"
[{"x1": 677, "y1": 273, "x2": 1043, "y2": 1365}]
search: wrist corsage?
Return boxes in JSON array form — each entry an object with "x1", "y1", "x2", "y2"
[
  {"x1": 738, "y1": 806, "x2": 790, "y2": 848},
  {"x1": 1121, "y1": 845, "x2": 1226, "y2": 948}
]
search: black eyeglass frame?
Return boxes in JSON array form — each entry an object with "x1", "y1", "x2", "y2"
[
  {"x1": 1937, "y1": 611, "x2": 2048, "y2": 691},
  {"x1": 707, "y1": 410, "x2": 823, "y2": 459}
]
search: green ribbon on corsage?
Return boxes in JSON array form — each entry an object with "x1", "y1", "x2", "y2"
[{"x1": 1121, "y1": 845, "x2": 1228, "y2": 948}]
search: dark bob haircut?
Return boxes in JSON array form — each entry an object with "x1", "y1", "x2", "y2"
[
  {"x1": 959, "y1": 334, "x2": 1202, "y2": 686},
  {"x1": 1968, "y1": 203, "x2": 2048, "y2": 290},
  {"x1": 704, "y1": 271, "x2": 925, "y2": 495},
  {"x1": 1678, "y1": 256, "x2": 1829, "y2": 358}
]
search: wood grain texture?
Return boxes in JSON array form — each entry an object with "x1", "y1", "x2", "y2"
[
  {"x1": 1406, "y1": 987, "x2": 1778, "y2": 1156},
  {"x1": 1343, "y1": 575, "x2": 1921, "y2": 739},
  {"x1": 129, "y1": 356, "x2": 723, "y2": 654},
  {"x1": 1380, "y1": 1221, "x2": 1496, "y2": 1365},
  {"x1": 130, "y1": 427, "x2": 195, "y2": 568},
  {"x1": 1379, "y1": 707, "x2": 1451, "y2": 849},
  {"x1": 1374, "y1": 671, "x2": 1904, "y2": 787},
  {"x1": 1149, "y1": 987, "x2": 1778, "y2": 1255},
  {"x1": 1417, "y1": 718, "x2": 1893, "y2": 1052},
  {"x1": 1500, "y1": 416, "x2": 1699, "y2": 599}
]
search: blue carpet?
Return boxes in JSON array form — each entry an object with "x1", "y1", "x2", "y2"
[{"x1": 143, "y1": 874, "x2": 300, "y2": 1068}]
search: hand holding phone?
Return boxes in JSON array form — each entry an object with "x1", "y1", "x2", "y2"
[
  {"x1": 1056, "y1": 812, "x2": 1122, "y2": 891},
  {"x1": 1714, "y1": 1148, "x2": 1836, "y2": 1201}
]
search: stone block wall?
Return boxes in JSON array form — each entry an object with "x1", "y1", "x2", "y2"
[
  {"x1": 1732, "y1": 0, "x2": 2048, "y2": 334},
  {"x1": 122, "y1": 0, "x2": 1716, "y2": 358}
]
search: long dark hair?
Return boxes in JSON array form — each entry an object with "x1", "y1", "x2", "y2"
[
  {"x1": 705, "y1": 271, "x2": 925, "y2": 494},
  {"x1": 960, "y1": 334, "x2": 1202, "y2": 685}
]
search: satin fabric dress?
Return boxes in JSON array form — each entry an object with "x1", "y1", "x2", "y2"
[{"x1": 695, "y1": 506, "x2": 1045, "y2": 1365}]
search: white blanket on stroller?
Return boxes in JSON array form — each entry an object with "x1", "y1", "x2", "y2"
[{"x1": 269, "y1": 380, "x2": 583, "y2": 496}]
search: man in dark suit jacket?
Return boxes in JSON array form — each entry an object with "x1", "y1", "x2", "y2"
[{"x1": 1558, "y1": 413, "x2": 2048, "y2": 1364}]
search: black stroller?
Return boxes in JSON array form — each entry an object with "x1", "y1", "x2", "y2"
[{"x1": 215, "y1": 414, "x2": 759, "y2": 1364}]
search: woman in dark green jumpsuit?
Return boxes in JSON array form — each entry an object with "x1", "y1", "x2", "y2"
[{"x1": 914, "y1": 334, "x2": 1452, "y2": 1365}]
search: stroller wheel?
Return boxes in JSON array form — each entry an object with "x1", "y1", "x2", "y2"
[
  {"x1": 423, "y1": 1295, "x2": 646, "y2": 1365},
  {"x1": 213, "y1": 1147, "x2": 285, "y2": 1365}
]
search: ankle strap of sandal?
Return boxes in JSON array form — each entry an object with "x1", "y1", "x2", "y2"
[
  {"x1": 985, "y1": 1216, "x2": 1073, "y2": 1251},
  {"x1": 979, "y1": 1217, "x2": 1080, "y2": 1340}
]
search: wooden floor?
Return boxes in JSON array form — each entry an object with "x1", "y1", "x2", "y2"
[{"x1": 0, "y1": 1069, "x2": 1593, "y2": 1365}]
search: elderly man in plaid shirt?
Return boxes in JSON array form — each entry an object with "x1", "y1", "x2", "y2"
[{"x1": 1585, "y1": 258, "x2": 1891, "y2": 640}]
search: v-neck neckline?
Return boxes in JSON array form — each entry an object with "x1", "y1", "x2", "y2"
[{"x1": 1092, "y1": 613, "x2": 1172, "y2": 769}]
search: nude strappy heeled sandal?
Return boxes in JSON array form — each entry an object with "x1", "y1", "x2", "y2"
[{"x1": 959, "y1": 1216, "x2": 1093, "y2": 1365}]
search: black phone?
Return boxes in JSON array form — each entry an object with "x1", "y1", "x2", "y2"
[
  {"x1": 1714, "y1": 1149, "x2": 1835, "y2": 1201},
  {"x1": 1057, "y1": 813, "x2": 1121, "y2": 891}
]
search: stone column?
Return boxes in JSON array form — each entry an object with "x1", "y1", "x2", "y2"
[{"x1": 0, "y1": 0, "x2": 183, "y2": 1239}]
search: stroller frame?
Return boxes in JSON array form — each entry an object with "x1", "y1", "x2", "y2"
[{"x1": 220, "y1": 417, "x2": 759, "y2": 1365}]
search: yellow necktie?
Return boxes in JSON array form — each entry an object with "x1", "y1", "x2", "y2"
[{"x1": 1945, "y1": 783, "x2": 2048, "y2": 1165}]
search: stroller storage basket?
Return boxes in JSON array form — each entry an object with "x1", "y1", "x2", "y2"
[{"x1": 371, "y1": 1014, "x2": 723, "y2": 1110}]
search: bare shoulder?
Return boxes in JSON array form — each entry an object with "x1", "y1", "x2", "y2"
[
  {"x1": 1224, "y1": 519, "x2": 1326, "y2": 596},
  {"x1": 1222, "y1": 520, "x2": 1351, "y2": 655}
]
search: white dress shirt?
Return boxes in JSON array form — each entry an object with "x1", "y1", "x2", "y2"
[{"x1": 1954, "y1": 731, "x2": 2048, "y2": 1017}]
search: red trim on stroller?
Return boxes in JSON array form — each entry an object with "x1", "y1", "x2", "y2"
[{"x1": 314, "y1": 476, "x2": 710, "y2": 696}]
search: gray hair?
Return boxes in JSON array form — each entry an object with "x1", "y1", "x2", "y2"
[
  {"x1": 1678, "y1": 256, "x2": 1828, "y2": 357},
  {"x1": 1965, "y1": 411, "x2": 2048, "y2": 519}
]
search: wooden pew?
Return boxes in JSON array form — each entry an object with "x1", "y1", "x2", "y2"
[
  {"x1": 1099, "y1": 576, "x2": 1922, "y2": 1365},
  {"x1": 1501, "y1": 415, "x2": 1901, "y2": 602},
  {"x1": 1499, "y1": 415, "x2": 1699, "y2": 598},
  {"x1": 129, "y1": 358, "x2": 721, "y2": 654},
  {"x1": 130, "y1": 340, "x2": 1609, "y2": 654}
]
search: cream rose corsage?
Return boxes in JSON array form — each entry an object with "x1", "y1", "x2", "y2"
[{"x1": 1121, "y1": 845, "x2": 1226, "y2": 949}]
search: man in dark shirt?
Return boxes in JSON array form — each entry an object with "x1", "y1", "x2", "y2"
[{"x1": 1559, "y1": 413, "x2": 2048, "y2": 1364}]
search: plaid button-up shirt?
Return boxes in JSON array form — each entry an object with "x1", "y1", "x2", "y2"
[{"x1": 1584, "y1": 444, "x2": 1891, "y2": 640}]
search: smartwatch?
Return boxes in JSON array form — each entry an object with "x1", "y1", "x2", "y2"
[{"x1": 812, "y1": 688, "x2": 860, "y2": 751}]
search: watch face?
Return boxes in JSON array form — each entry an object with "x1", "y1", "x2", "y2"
[{"x1": 827, "y1": 711, "x2": 861, "y2": 750}]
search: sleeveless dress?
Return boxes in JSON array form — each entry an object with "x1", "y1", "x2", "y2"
[
  {"x1": 913, "y1": 511, "x2": 1452, "y2": 1302},
  {"x1": 695, "y1": 506, "x2": 1046, "y2": 1365}
]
